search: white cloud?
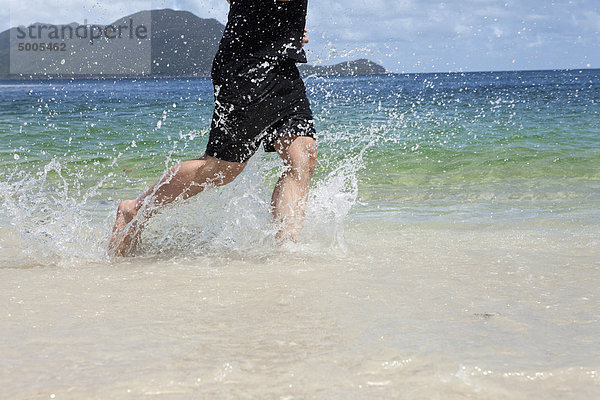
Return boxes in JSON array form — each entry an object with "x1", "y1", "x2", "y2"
[
  {"x1": 303, "y1": 0, "x2": 600, "y2": 71},
  {"x1": 2, "y1": 0, "x2": 600, "y2": 72},
  {"x1": 526, "y1": 34, "x2": 545, "y2": 48},
  {"x1": 580, "y1": 10, "x2": 600, "y2": 31},
  {"x1": 6, "y1": 0, "x2": 156, "y2": 27}
]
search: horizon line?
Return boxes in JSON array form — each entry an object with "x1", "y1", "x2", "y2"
[{"x1": 1, "y1": 67, "x2": 599, "y2": 82}]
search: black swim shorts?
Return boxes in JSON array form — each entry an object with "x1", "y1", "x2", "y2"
[{"x1": 206, "y1": 58, "x2": 316, "y2": 163}]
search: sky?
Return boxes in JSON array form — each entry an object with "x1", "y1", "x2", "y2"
[{"x1": 3, "y1": 0, "x2": 600, "y2": 73}]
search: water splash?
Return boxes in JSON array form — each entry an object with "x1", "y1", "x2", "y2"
[
  {"x1": 0, "y1": 144, "x2": 366, "y2": 267},
  {"x1": 0, "y1": 159, "x2": 113, "y2": 267},
  {"x1": 1, "y1": 71, "x2": 598, "y2": 267},
  {"x1": 304, "y1": 143, "x2": 371, "y2": 250}
]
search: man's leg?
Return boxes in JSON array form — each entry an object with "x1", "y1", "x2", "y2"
[
  {"x1": 271, "y1": 135, "x2": 318, "y2": 242},
  {"x1": 109, "y1": 155, "x2": 246, "y2": 257}
]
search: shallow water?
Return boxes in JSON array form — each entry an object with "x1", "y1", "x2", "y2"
[
  {"x1": 1, "y1": 70, "x2": 600, "y2": 398},
  {"x1": 2, "y1": 226, "x2": 599, "y2": 399}
]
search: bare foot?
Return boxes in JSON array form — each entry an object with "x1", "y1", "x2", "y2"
[{"x1": 108, "y1": 199, "x2": 142, "y2": 257}]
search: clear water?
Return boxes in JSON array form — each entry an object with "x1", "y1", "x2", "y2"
[{"x1": 1, "y1": 70, "x2": 599, "y2": 398}]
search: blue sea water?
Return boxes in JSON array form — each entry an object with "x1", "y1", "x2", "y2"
[
  {"x1": 1, "y1": 69, "x2": 599, "y2": 261},
  {"x1": 1, "y1": 70, "x2": 599, "y2": 398}
]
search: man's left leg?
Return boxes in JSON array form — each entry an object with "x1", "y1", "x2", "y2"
[
  {"x1": 271, "y1": 135, "x2": 318, "y2": 242},
  {"x1": 109, "y1": 155, "x2": 246, "y2": 257}
]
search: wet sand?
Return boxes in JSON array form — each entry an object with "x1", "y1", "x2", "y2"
[{"x1": 2, "y1": 226, "x2": 599, "y2": 399}]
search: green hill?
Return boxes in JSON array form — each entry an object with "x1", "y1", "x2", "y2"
[
  {"x1": 0, "y1": 10, "x2": 386, "y2": 79},
  {"x1": 150, "y1": 9, "x2": 223, "y2": 76},
  {"x1": 299, "y1": 59, "x2": 387, "y2": 76},
  {"x1": 0, "y1": 9, "x2": 224, "y2": 78}
]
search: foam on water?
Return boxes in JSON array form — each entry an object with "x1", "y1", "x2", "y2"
[
  {"x1": 0, "y1": 159, "x2": 112, "y2": 267},
  {"x1": 0, "y1": 140, "x2": 367, "y2": 267}
]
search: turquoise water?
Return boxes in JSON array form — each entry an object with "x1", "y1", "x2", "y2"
[
  {"x1": 1, "y1": 70, "x2": 599, "y2": 256},
  {"x1": 1, "y1": 71, "x2": 600, "y2": 398}
]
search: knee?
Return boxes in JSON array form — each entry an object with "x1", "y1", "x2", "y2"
[
  {"x1": 291, "y1": 140, "x2": 318, "y2": 177},
  {"x1": 305, "y1": 142, "x2": 318, "y2": 173}
]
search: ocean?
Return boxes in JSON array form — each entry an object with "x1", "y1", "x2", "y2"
[{"x1": 1, "y1": 69, "x2": 599, "y2": 398}]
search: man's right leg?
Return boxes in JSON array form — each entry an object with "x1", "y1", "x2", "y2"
[
  {"x1": 109, "y1": 155, "x2": 246, "y2": 257},
  {"x1": 271, "y1": 135, "x2": 318, "y2": 242}
]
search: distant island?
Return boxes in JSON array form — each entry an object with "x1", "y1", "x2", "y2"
[
  {"x1": 0, "y1": 9, "x2": 386, "y2": 79},
  {"x1": 299, "y1": 59, "x2": 387, "y2": 77}
]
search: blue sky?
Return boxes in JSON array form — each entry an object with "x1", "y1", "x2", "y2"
[{"x1": 4, "y1": 0, "x2": 600, "y2": 73}]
